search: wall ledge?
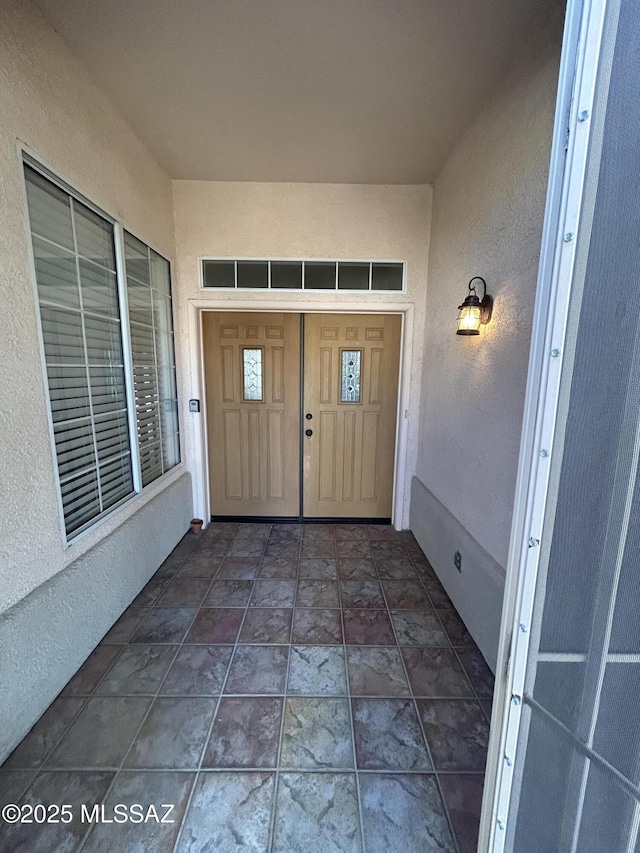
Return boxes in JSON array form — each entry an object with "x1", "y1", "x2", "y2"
[{"x1": 410, "y1": 475, "x2": 505, "y2": 671}]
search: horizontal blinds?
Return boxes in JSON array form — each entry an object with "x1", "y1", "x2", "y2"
[
  {"x1": 124, "y1": 232, "x2": 179, "y2": 488},
  {"x1": 25, "y1": 165, "x2": 134, "y2": 536}
]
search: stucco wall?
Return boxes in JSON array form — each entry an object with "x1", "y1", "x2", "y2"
[
  {"x1": 0, "y1": 0, "x2": 192, "y2": 753},
  {"x1": 413, "y1": 9, "x2": 562, "y2": 665},
  {"x1": 0, "y1": 474, "x2": 192, "y2": 762},
  {"x1": 0, "y1": 0, "x2": 184, "y2": 614},
  {"x1": 172, "y1": 181, "x2": 432, "y2": 527},
  {"x1": 417, "y1": 20, "x2": 562, "y2": 567}
]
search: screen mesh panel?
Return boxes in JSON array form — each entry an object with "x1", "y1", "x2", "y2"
[{"x1": 508, "y1": 2, "x2": 640, "y2": 850}]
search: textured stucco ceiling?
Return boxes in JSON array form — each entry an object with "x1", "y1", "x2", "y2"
[{"x1": 34, "y1": 0, "x2": 548, "y2": 183}]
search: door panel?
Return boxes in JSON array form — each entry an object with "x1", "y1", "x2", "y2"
[
  {"x1": 303, "y1": 313, "x2": 401, "y2": 518},
  {"x1": 204, "y1": 312, "x2": 300, "y2": 516}
]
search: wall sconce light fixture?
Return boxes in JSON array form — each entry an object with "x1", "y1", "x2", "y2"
[{"x1": 457, "y1": 277, "x2": 493, "y2": 335}]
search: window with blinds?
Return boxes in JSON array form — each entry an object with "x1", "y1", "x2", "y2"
[
  {"x1": 124, "y1": 232, "x2": 180, "y2": 486},
  {"x1": 24, "y1": 162, "x2": 180, "y2": 539}
]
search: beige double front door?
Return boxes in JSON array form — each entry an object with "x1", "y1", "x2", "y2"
[{"x1": 203, "y1": 312, "x2": 401, "y2": 519}]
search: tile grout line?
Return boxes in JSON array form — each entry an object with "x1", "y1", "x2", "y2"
[
  {"x1": 274, "y1": 525, "x2": 471, "y2": 853},
  {"x1": 450, "y1": 643, "x2": 493, "y2": 725},
  {"x1": 14, "y1": 697, "x2": 91, "y2": 776},
  {"x1": 337, "y1": 529, "x2": 368, "y2": 853},
  {"x1": 76, "y1": 537, "x2": 205, "y2": 853},
  {"x1": 20, "y1": 764, "x2": 484, "y2": 776},
  {"x1": 376, "y1": 533, "x2": 462, "y2": 853},
  {"x1": 100, "y1": 604, "x2": 464, "y2": 616},
  {"x1": 348, "y1": 528, "x2": 457, "y2": 851},
  {"x1": 14, "y1": 764, "x2": 487, "y2": 776},
  {"x1": 411, "y1": 558, "x2": 493, "y2": 723},
  {"x1": 170, "y1": 523, "x2": 270, "y2": 853},
  {"x1": 78, "y1": 600, "x2": 203, "y2": 846},
  {"x1": 36, "y1": 683, "x2": 490, "y2": 711},
  {"x1": 265, "y1": 530, "x2": 301, "y2": 853},
  {"x1": 413, "y1": 551, "x2": 490, "y2": 853},
  {"x1": 72, "y1": 533, "x2": 201, "y2": 851},
  {"x1": 412, "y1": 549, "x2": 479, "y2": 853}
]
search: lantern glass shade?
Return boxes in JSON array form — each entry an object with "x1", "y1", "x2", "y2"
[{"x1": 457, "y1": 304, "x2": 482, "y2": 335}]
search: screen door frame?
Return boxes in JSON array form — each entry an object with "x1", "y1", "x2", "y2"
[{"x1": 480, "y1": 0, "x2": 614, "y2": 849}]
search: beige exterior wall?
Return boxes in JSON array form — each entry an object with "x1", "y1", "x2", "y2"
[
  {"x1": 172, "y1": 180, "x2": 432, "y2": 526},
  {"x1": 416, "y1": 11, "x2": 563, "y2": 566},
  {"x1": 411, "y1": 8, "x2": 563, "y2": 667},
  {"x1": 0, "y1": 0, "x2": 179, "y2": 615}
]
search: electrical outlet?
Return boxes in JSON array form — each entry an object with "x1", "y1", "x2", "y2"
[{"x1": 454, "y1": 551, "x2": 462, "y2": 572}]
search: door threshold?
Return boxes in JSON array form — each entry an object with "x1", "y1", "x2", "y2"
[{"x1": 210, "y1": 515, "x2": 392, "y2": 525}]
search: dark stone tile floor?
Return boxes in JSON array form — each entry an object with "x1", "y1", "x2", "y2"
[{"x1": 0, "y1": 522, "x2": 494, "y2": 853}]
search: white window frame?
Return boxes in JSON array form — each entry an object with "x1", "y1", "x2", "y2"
[
  {"x1": 199, "y1": 257, "x2": 407, "y2": 293},
  {"x1": 23, "y1": 153, "x2": 181, "y2": 546},
  {"x1": 123, "y1": 230, "x2": 181, "y2": 489}
]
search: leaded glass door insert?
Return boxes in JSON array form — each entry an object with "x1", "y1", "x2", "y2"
[
  {"x1": 340, "y1": 350, "x2": 362, "y2": 403},
  {"x1": 242, "y1": 348, "x2": 264, "y2": 401}
]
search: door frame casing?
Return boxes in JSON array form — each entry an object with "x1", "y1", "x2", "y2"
[{"x1": 187, "y1": 300, "x2": 414, "y2": 527}]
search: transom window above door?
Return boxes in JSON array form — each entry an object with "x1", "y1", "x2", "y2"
[{"x1": 201, "y1": 259, "x2": 405, "y2": 292}]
